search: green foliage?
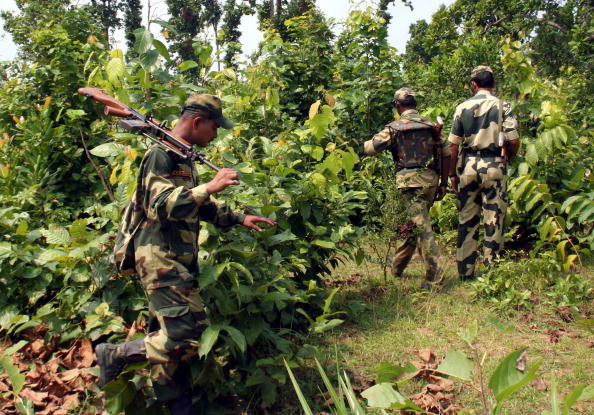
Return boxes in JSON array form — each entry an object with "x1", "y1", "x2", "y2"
[{"x1": 470, "y1": 256, "x2": 593, "y2": 310}]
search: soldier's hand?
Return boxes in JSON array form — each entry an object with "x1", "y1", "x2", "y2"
[
  {"x1": 435, "y1": 185, "x2": 447, "y2": 201},
  {"x1": 205, "y1": 168, "x2": 239, "y2": 194},
  {"x1": 242, "y1": 215, "x2": 277, "y2": 232},
  {"x1": 450, "y1": 176, "x2": 460, "y2": 197}
]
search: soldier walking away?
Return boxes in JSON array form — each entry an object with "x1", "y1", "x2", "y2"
[
  {"x1": 364, "y1": 88, "x2": 451, "y2": 289},
  {"x1": 448, "y1": 66, "x2": 520, "y2": 280},
  {"x1": 95, "y1": 94, "x2": 276, "y2": 414}
]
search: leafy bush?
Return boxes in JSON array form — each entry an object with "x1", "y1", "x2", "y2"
[{"x1": 470, "y1": 256, "x2": 593, "y2": 311}]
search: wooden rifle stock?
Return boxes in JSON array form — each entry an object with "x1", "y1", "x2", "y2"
[{"x1": 78, "y1": 87, "x2": 221, "y2": 172}]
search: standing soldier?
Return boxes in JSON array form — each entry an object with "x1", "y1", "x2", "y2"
[
  {"x1": 448, "y1": 66, "x2": 520, "y2": 280},
  {"x1": 364, "y1": 88, "x2": 450, "y2": 289},
  {"x1": 95, "y1": 94, "x2": 276, "y2": 414}
]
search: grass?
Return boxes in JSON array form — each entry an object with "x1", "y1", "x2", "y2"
[{"x1": 298, "y1": 247, "x2": 594, "y2": 414}]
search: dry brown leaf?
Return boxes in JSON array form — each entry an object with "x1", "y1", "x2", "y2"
[
  {"x1": 411, "y1": 360, "x2": 426, "y2": 369},
  {"x1": 62, "y1": 393, "x2": 80, "y2": 410},
  {"x1": 532, "y1": 378, "x2": 548, "y2": 391},
  {"x1": 515, "y1": 351, "x2": 528, "y2": 372},
  {"x1": 419, "y1": 348, "x2": 434, "y2": 363},
  {"x1": 427, "y1": 383, "x2": 442, "y2": 392},
  {"x1": 60, "y1": 368, "x2": 81, "y2": 383},
  {"x1": 20, "y1": 323, "x2": 48, "y2": 341},
  {"x1": 19, "y1": 388, "x2": 49, "y2": 405}
]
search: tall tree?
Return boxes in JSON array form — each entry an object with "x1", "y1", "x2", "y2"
[
  {"x1": 123, "y1": 0, "x2": 143, "y2": 51},
  {"x1": 165, "y1": 0, "x2": 222, "y2": 65},
  {"x1": 89, "y1": 0, "x2": 122, "y2": 44}
]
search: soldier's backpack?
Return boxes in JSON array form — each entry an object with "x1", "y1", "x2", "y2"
[
  {"x1": 113, "y1": 200, "x2": 144, "y2": 275},
  {"x1": 113, "y1": 155, "x2": 149, "y2": 275},
  {"x1": 387, "y1": 118, "x2": 440, "y2": 171}
]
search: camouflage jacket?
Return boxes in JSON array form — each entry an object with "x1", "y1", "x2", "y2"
[
  {"x1": 364, "y1": 109, "x2": 451, "y2": 188},
  {"x1": 115, "y1": 145, "x2": 245, "y2": 290},
  {"x1": 448, "y1": 90, "x2": 519, "y2": 151}
]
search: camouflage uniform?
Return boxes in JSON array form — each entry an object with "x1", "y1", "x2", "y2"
[
  {"x1": 364, "y1": 88, "x2": 450, "y2": 284},
  {"x1": 103, "y1": 94, "x2": 242, "y2": 405},
  {"x1": 448, "y1": 66, "x2": 519, "y2": 278}
]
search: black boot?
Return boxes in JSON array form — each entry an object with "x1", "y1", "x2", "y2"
[
  {"x1": 96, "y1": 338, "x2": 146, "y2": 387},
  {"x1": 166, "y1": 393, "x2": 195, "y2": 415}
]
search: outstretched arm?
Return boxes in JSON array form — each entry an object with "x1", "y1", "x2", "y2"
[{"x1": 242, "y1": 216, "x2": 277, "y2": 232}]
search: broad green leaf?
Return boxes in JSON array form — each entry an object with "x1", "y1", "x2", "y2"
[
  {"x1": 198, "y1": 325, "x2": 221, "y2": 357},
  {"x1": 560, "y1": 195, "x2": 582, "y2": 213},
  {"x1": 312, "y1": 239, "x2": 335, "y2": 249},
  {"x1": 362, "y1": 383, "x2": 424, "y2": 411},
  {"x1": 41, "y1": 226, "x2": 70, "y2": 245},
  {"x1": 222, "y1": 325, "x2": 247, "y2": 353},
  {"x1": 70, "y1": 218, "x2": 89, "y2": 240},
  {"x1": 578, "y1": 203, "x2": 594, "y2": 223},
  {"x1": 198, "y1": 263, "x2": 227, "y2": 289},
  {"x1": 436, "y1": 349, "x2": 474, "y2": 382},
  {"x1": 90, "y1": 143, "x2": 125, "y2": 158},
  {"x1": 1, "y1": 340, "x2": 28, "y2": 356},
  {"x1": 66, "y1": 109, "x2": 86, "y2": 120},
  {"x1": 376, "y1": 362, "x2": 419, "y2": 384},
  {"x1": 309, "y1": 172, "x2": 327, "y2": 189},
  {"x1": 179, "y1": 60, "x2": 199, "y2": 72},
  {"x1": 311, "y1": 146, "x2": 324, "y2": 161},
  {"x1": 152, "y1": 39, "x2": 170, "y2": 61},
  {"x1": 260, "y1": 136, "x2": 272, "y2": 156},
  {"x1": 106, "y1": 57, "x2": 125, "y2": 84},
  {"x1": 267, "y1": 229, "x2": 297, "y2": 246},
  {"x1": 16, "y1": 221, "x2": 28, "y2": 236},
  {"x1": 0, "y1": 242, "x2": 12, "y2": 260},
  {"x1": 227, "y1": 262, "x2": 254, "y2": 284},
  {"x1": 139, "y1": 49, "x2": 159, "y2": 72},
  {"x1": 489, "y1": 350, "x2": 542, "y2": 404},
  {"x1": 308, "y1": 105, "x2": 336, "y2": 140},
  {"x1": 104, "y1": 377, "x2": 138, "y2": 414},
  {"x1": 312, "y1": 318, "x2": 343, "y2": 333},
  {"x1": 525, "y1": 143, "x2": 538, "y2": 166},
  {"x1": 0, "y1": 356, "x2": 25, "y2": 396},
  {"x1": 134, "y1": 28, "x2": 154, "y2": 54}
]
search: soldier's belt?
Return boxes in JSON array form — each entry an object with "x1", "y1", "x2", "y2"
[{"x1": 464, "y1": 148, "x2": 500, "y2": 158}]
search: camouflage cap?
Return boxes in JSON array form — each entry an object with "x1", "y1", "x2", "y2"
[
  {"x1": 394, "y1": 87, "x2": 416, "y2": 102},
  {"x1": 181, "y1": 94, "x2": 234, "y2": 129},
  {"x1": 470, "y1": 65, "x2": 493, "y2": 79}
]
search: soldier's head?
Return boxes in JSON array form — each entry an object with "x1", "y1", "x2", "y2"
[
  {"x1": 393, "y1": 87, "x2": 417, "y2": 114},
  {"x1": 175, "y1": 94, "x2": 234, "y2": 147},
  {"x1": 470, "y1": 66, "x2": 495, "y2": 90}
]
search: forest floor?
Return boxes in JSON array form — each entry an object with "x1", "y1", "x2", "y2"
[{"x1": 303, "y1": 245, "x2": 594, "y2": 414}]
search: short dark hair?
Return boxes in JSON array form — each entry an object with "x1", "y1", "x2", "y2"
[
  {"x1": 471, "y1": 71, "x2": 495, "y2": 87},
  {"x1": 396, "y1": 96, "x2": 417, "y2": 108}
]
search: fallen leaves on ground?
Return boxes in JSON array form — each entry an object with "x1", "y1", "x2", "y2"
[
  {"x1": 407, "y1": 348, "x2": 462, "y2": 414},
  {"x1": 0, "y1": 324, "x2": 98, "y2": 415}
]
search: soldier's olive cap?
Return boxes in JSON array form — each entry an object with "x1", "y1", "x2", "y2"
[
  {"x1": 181, "y1": 94, "x2": 234, "y2": 129},
  {"x1": 394, "y1": 87, "x2": 416, "y2": 101},
  {"x1": 470, "y1": 65, "x2": 494, "y2": 79}
]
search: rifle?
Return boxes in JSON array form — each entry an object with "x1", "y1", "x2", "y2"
[
  {"x1": 433, "y1": 116, "x2": 444, "y2": 177},
  {"x1": 77, "y1": 87, "x2": 221, "y2": 172}
]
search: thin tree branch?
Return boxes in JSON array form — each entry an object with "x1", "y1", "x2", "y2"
[{"x1": 79, "y1": 128, "x2": 115, "y2": 202}]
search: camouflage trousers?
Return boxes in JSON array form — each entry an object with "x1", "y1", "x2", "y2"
[
  {"x1": 457, "y1": 156, "x2": 507, "y2": 278},
  {"x1": 141, "y1": 281, "x2": 209, "y2": 402},
  {"x1": 390, "y1": 186, "x2": 442, "y2": 281}
]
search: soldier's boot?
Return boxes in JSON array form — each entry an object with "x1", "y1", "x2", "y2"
[
  {"x1": 165, "y1": 393, "x2": 194, "y2": 415},
  {"x1": 421, "y1": 268, "x2": 444, "y2": 290},
  {"x1": 96, "y1": 338, "x2": 146, "y2": 387}
]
